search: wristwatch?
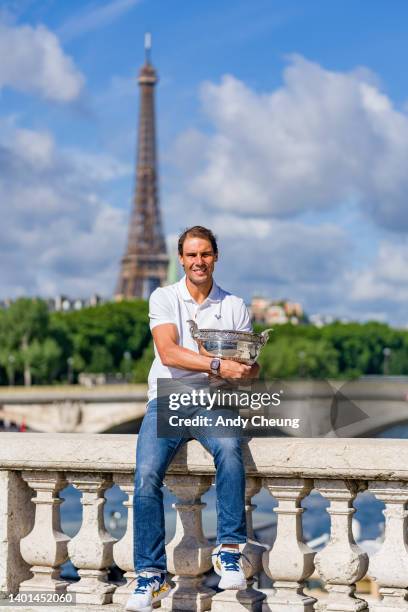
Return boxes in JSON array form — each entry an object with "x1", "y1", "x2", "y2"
[{"x1": 210, "y1": 358, "x2": 221, "y2": 376}]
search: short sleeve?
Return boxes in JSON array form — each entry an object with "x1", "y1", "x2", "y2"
[
  {"x1": 149, "y1": 288, "x2": 177, "y2": 331},
  {"x1": 235, "y1": 299, "x2": 252, "y2": 332}
]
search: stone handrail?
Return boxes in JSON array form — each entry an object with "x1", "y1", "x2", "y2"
[{"x1": 0, "y1": 433, "x2": 407, "y2": 611}]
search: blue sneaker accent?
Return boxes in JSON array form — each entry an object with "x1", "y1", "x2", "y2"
[
  {"x1": 134, "y1": 574, "x2": 161, "y2": 594},
  {"x1": 125, "y1": 572, "x2": 171, "y2": 611},
  {"x1": 219, "y1": 550, "x2": 241, "y2": 572}
]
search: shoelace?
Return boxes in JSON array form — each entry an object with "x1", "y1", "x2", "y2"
[
  {"x1": 134, "y1": 575, "x2": 159, "y2": 593},
  {"x1": 212, "y1": 549, "x2": 253, "y2": 572},
  {"x1": 219, "y1": 550, "x2": 241, "y2": 572}
]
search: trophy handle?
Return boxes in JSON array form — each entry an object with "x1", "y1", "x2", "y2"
[
  {"x1": 260, "y1": 328, "x2": 273, "y2": 346},
  {"x1": 187, "y1": 319, "x2": 199, "y2": 338}
]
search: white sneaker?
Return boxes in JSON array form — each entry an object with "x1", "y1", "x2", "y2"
[
  {"x1": 125, "y1": 571, "x2": 172, "y2": 612},
  {"x1": 213, "y1": 546, "x2": 247, "y2": 590}
]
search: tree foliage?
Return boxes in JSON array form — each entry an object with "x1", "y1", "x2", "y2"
[
  {"x1": 258, "y1": 336, "x2": 339, "y2": 379},
  {"x1": 0, "y1": 299, "x2": 150, "y2": 385},
  {"x1": 51, "y1": 300, "x2": 150, "y2": 380},
  {"x1": 0, "y1": 299, "x2": 57, "y2": 385},
  {"x1": 1, "y1": 299, "x2": 408, "y2": 385},
  {"x1": 133, "y1": 340, "x2": 155, "y2": 383}
]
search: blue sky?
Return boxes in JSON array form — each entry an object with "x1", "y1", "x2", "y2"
[{"x1": 2, "y1": 0, "x2": 408, "y2": 325}]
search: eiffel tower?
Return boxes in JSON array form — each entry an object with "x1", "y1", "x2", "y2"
[{"x1": 115, "y1": 34, "x2": 169, "y2": 300}]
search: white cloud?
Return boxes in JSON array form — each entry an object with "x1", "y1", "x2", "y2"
[
  {"x1": 0, "y1": 22, "x2": 84, "y2": 102},
  {"x1": 164, "y1": 56, "x2": 408, "y2": 324},
  {"x1": 13, "y1": 129, "x2": 54, "y2": 169},
  {"x1": 58, "y1": 0, "x2": 141, "y2": 42},
  {"x1": 163, "y1": 193, "x2": 352, "y2": 309},
  {"x1": 0, "y1": 123, "x2": 130, "y2": 297},
  {"x1": 174, "y1": 56, "x2": 408, "y2": 231},
  {"x1": 65, "y1": 149, "x2": 132, "y2": 181},
  {"x1": 2, "y1": 49, "x2": 408, "y2": 325},
  {"x1": 350, "y1": 241, "x2": 408, "y2": 303},
  {"x1": 334, "y1": 238, "x2": 408, "y2": 325},
  {"x1": 213, "y1": 216, "x2": 351, "y2": 308}
]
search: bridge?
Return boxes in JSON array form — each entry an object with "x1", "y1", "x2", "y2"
[
  {"x1": 0, "y1": 386, "x2": 146, "y2": 433},
  {"x1": 1, "y1": 379, "x2": 408, "y2": 436}
]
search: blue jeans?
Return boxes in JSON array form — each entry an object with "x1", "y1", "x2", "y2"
[{"x1": 134, "y1": 398, "x2": 247, "y2": 573}]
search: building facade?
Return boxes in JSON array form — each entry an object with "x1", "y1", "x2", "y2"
[{"x1": 250, "y1": 296, "x2": 303, "y2": 325}]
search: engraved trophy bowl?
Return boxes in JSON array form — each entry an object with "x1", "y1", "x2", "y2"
[{"x1": 188, "y1": 320, "x2": 272, "y2": 365}]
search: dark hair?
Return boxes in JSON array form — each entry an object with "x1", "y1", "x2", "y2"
[{"x1": 178, "y1": 226, "x2": 218, "y2": 256}]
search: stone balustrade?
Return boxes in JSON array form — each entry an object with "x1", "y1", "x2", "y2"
[{"x1": 0, "y1": 433, "x2": 408, "y2": 611}]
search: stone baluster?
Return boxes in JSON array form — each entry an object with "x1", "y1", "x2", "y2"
[
  {"x1": 262, "y1": 477, "x2": 316, "y2": 611},
  {"x1": 19, "y1": 471, "x2": 69, "y2": 593},
  {"x1": 314, "y1": 479, "x2": 368, "y2": 611},
  {"x1": 368, "y1": 480, "x2": 408, "y2": 610},
  {"x1": 162, "y1": 475, "x2": 215, "y2": 611},
  {"x1": 66, "y1": 473, "x2": 116, "y2": 604},
  {"x1": 0, "y1": 470, "x2": 34, "y2": 597},
  {"x1": 212, "y1": 476, "x2": 266, "y2": 611},
  {"x1": 112, "y1": 473, "x2": 136, "y2": 604}
]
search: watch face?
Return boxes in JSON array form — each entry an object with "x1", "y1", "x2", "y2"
[{"x1": 211, "y1": 358, "x2": 220, "y2": 371}]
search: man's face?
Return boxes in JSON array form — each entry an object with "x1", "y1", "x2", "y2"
[{"x1": 179, "y1": 236, "x2": 218, "y2": 286}]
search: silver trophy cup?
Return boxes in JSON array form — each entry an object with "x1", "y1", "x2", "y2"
[{"x1": 188, "y1": 320, "x2": 272, "y2": 365}]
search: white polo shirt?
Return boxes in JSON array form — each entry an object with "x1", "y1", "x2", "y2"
[{"x1": 147, "y1": 276, "x2": 252, "y2": 401}]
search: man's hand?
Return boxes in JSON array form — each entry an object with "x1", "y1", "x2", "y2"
[
  {"x1": 152, "y1": 324, "x2": 262, "y2": 378},
  {"x1": 248, "y1": 362, "x2": 260, "y2": 379},
  {"x1": 219, "y1": 359, "x2": 258, "y2": 380}
]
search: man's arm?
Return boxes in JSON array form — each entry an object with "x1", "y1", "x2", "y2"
[{"x1": 152, "y1": 323, "x2": 253, "y2": 379}]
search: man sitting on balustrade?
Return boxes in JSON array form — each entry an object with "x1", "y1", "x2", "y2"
[{"x1": 126, "y1": 226, "x2": 259, "y2": 612}]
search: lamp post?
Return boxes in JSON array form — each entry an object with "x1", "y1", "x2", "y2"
[
  {"x1": 123, "y1": 351, "x2": 132, "y2": 382},
  {"x1": 383, "y1": 347, "x2": 391, "y2": 376},
  {"x1": 298, "y1": 350, "x2": 306, "y2": 379},
  {"x1": 67, "y1": 356, "x2": 74, "y2": 385},
  {"x1": 7, "y1": 354, "x2": 15, "y2": 386}
]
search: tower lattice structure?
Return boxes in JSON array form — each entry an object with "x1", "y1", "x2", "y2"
[{"x1": 115, "y1": 36, "x2": 168, "y2": 300}]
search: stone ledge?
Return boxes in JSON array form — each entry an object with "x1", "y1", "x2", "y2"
[{"x1": 0, "y1": 433, "x2": 408, "y2": 480}]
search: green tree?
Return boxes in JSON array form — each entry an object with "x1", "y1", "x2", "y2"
[
  {"x1": 88, "y1": 345, "x2": 114, "y2": 373},
  {"x1": 25, "y1": 338, "x2": 62, "y2": 384},
  {"x1": 51, "y1": 300, "x2": 150, "y2": 379},
  {"x1": 321, "y1": 322, "x2": 402, "y2": 378},
  {"x1": 0, "y1": 298, "x2": 53, "y2": 386},
  {"x1": 133, "y1": 341, "x2": 154, "y2": 383},
  {"x1": 258, "y1": 337, "x2": 339, "y2": 379}
]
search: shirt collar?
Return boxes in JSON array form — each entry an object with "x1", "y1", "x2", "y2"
[{"x1": 178, "y1": 275, "x2": 221, "y2": 303}]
